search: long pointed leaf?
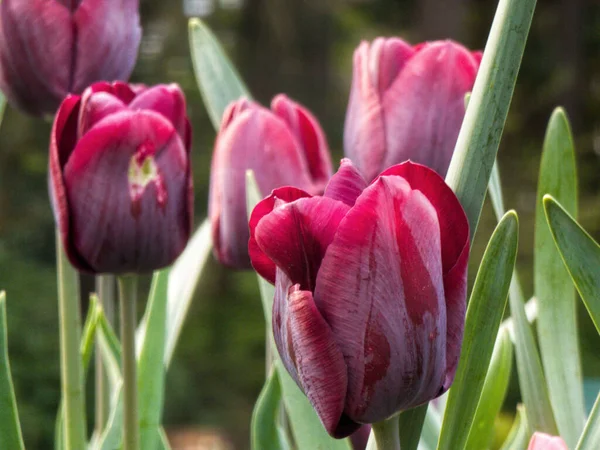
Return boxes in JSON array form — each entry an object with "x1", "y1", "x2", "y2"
[
  {"x1": 577, "y1": 392, "x2": 600, "y2": 450},
  {"x1": 499, "y1": 405, "x2": 530, "y2": 450},
  {"x1": 0, "y1": 292, "x2": 25, "y2": 450},
  {"x1": 398, "y1": 405, "x2": 428, "y2": 450},
  {"x1": 437, "y1": 211, "x2": 518, "y2": 450},
  {"x1": 188, "y1": 18, "x2": 251, "y2": 129},
  {"x1": 534, "y1": 108, "x2": 584, "y2": 445}
]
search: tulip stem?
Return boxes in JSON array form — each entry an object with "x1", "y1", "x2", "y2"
[
  {"x1": 367, "y1": 416, "x2": 401, "y2": 450},
  {"x1": 56, "y1": 232, "x2": 87, "y2": 450},
  {"x1": 95, "y1": 274, "x2": 115, "y2": 434},
  {"x1": 118, "y1": 275, "x2": 139, "y2": 450}
]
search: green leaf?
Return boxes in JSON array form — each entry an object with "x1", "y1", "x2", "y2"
[
  {"x1": 137, "y1": 270, "x2": 169, "y2": 450},
  {"x1": 534, "y1": 107, "x2": 584, "y2": 445},
  {"x1": 499, "y1": 405, "x2": 530, "y2": 450},
  {"x1": 398, "y1": 404, "x2": 428, "y2": 450},
  {"x1": 0, "y1": 292, "x2": 25, "y2": 450},
  {"x1": 188, "y1": 18, "x2": 251, "y2": 130},
  {"x1": 437, "y1": 211, "x2": 518, "y2": 450},
  {"x1": 445, "y1": 0, "x2": 536, "y2": 240},
  {"x1": 577, "y1": 392, "x2": 600, "y2": 450},
  {"x1": 508, "y1": 271, "x2": 557, "y2": 435},
  {"x1": 419, "y1": 406, "x2": 442, "y2": 450},
  {"x1": 465, "y1": 327, "x2": 513, "y2": 450},
  {"x1": 251, "y1": 367, "x2": 291, "y2": 450},
  {"x1": 543, "y1": 195, "x2": 600, "y2": 334},
  {"x1": 0, "y1": 92, "x2": 6, "y2": 128},
  {"x1": 488, "y1": 160, "x2": 506, "y2": 222}
]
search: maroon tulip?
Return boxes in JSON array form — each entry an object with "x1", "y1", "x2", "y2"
[
  {"x1": 49, "y1": 81, "x2": 193, "y2": 274},
  {"x1": 0, "y1": 0, "x2": 141, "y2": 116},
  {"x1": 527, "y1": 433, "x2": 568, "y2": 450},
  {"x1": 209, "y1": 95, "x2": 333, "y2": 269},
  {"x1": 249, "y1": 159, "x2": 469, "y2": 437},
  {"x1": 344, "y1": 38, "x2": 481, "y2": 182}
]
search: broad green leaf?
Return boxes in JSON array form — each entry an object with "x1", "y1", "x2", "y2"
[
  {"x1": 398, "y1": 404, "x2": 428, "y2": 450},
  {"x1": 188, "y1": 18, "x2": 251, "y2": 130},
  {"x1": 137, "y1": 270, "x2": 169, "y2": 450},
  {"x1": 251, "y1": 367, "x2": 291, "y2": 450},
  {"x1": 0, "y1": 292, "x2": 25, "y2": 450},
  {"x1": 577, "y1": 392, "x2": 600, "y2": 450},
  {"x1": 437, "y1": 211, "x2": 518, "y2": 450},
  {"x1": 445, "y1": 0, "x2": 536, "y2": 240},
  {"x1": 543, "y1": 195, "x2": 600, "y2": 334},
  {"x1": 465, "y1": 327, "x2": 513, "y2": 450},
  {"x1": 499, "y1": 405, "x2": 530, "y2": 450},
  {"x1": 534, "y1": 108, "x2": 584, "y2": 445},
  {"x1": 508, "y1": 271, "x2": 557, "y2": 435}
]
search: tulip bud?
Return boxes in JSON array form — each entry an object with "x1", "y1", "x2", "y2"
[
  {"x1": 344, "y1": 38, "x2": 481, "y2": 182},
  {"x1": 0, "y1": 0, "x2": 141, "y2": 116},
  {"x1": 49, "y1": 81, "x2": 193, "y2": 274},
  {"x1": 209, "y1": 95, "x2": 333, "y2": 269},
  {"x1": 249, "y1": 159, "x2": 470, "y2": 437},
  {"x1": 527, "y1": 432, "x2": 568, "y2": 450}
]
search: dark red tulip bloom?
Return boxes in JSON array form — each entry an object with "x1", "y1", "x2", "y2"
[
  {"x1": 249, "y1": 159, "x2": 469, "y2": 437},
  {"x1": 0, "y1": 0, "x2": 141, "y2": 116},
  {"x1": 527, "y1": 433, "x2": 568, "y2": 450},
  {"x1": 344, "y1": 38, "x2": 481, "y2": 182},
  {"x1": 49, "y1": 81, "x2": 193, "y2": 274},
  {"x1": 209, "y1": 95, "x2": 332, "y2": 269}
]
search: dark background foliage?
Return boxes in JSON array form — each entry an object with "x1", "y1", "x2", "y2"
[{"x1": 0, "y1": 0, "x2": 599, "y2": 448}]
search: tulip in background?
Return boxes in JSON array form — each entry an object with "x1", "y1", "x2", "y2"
[
  {"x1": 344, "y1": 38, "x2": 481, "y2": 182},
  {"x1": 249, "y1": 159, "x2": 470, "y2": 437},
  {"x1": 527, "y1": 432, "x2": 569, "y2": 450},
  {"x1": 49, "y1": 81, "x2": 193, "y2": 274},
  {"x1": 209, "y1": 94, "x2": 333, "y2": 269},
  {"x1": 0, "y1": 0, "x2": 141, "y2": 116}
]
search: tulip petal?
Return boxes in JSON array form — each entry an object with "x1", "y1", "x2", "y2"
[
  {"x1": 272, "y1": 94, "x2": 333, "y2": 189},
  {"x1": 379, "y1": 162, "x2": 469, "y2": 389},
  {"x1": 248, "y1": 187, "x2": 311, "y2": 283},
  {"x1": 72, "y1": 0, "x2": 141, "y2": 94},
  {"x1": 527, "y1": 432, "x2": 568, "y2": 450},
  {"x1": 272, "y1": 280, "x2": 356, "y2": 437},
  {"x1": 381, "y1": 41, "x2": 479, "y2": 177},
  {"x1": 324, "y1": 158, "x2": 368, "y2": 207},
  {"x1": 129, "y1": 84, "x2": 189, "y2": 142},
  {"x1": 78, "y1": 91, "x2": 127, "y2": 137},
  {"x1": 255, "y1": 196, "x2": 349, "y2": 291},
  {"x1": 315, "y1": 175, "x2": 447, "y2": 423},
  {"x1": 63, "y1": 110, "x2": 190, "y2": 273},
  {"x1": 369, "y1": 38, "x2": 415, "y2": 97}
]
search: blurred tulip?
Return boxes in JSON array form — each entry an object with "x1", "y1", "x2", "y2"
[
  {"x1": 344, "y1": 38, "x2": 481, "y2": 182},
  {"x1": 209, "y1": 95, "x2": 333, "y2": 269},
  {"x1": 527, "y1": 432, "x2": 568, "y2": 450},
  {"x1": 0, "y1": 0, "x2": 141, "y2": 116},
  {"x1": 49, "y1": 81, "x2": 193, "y2": 274},
  {"x1": 249, "y1": 159, "x2": 469, "y2": 437}
]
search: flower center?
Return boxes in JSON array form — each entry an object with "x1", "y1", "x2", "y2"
[{"x1": 128, "y1": 142, "x2": 167, "y2": 218}]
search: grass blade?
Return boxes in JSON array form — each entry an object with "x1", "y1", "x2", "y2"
[{"x1": 576, "y1": 392, "x2": 600, "y2": 450}]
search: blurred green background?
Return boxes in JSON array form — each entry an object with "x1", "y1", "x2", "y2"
[{"x1": 1, "y1": 0, "x2": 600, "y2": 448}]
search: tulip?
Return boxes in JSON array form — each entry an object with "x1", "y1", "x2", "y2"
[
  {"x1": 344, "y1": 38, "x2": 481, "y2": 182},
  {"x1": 49, "y1": 81, "x2": 193, "y2": 274},
  {"x1": 0, "y1": 0, "x2": 141, "y2": 116},
  {"x1": 209, "y1": 95, "x2": 333, "y2": 269},
  {"x1": 527, "y1": 432, "x2": 568, "y2": 450},
  {"x1": 248, "y1": 159, "x2": 469, "y2": 437}
]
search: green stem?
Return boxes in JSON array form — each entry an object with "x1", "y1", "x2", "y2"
[
  {"x1": 118, "y1": 276, "x2": 139, "y2": 450},
  {"x1": 366, "y1": 416, "x2": 401, "y2": 450},
  {"x1": 445, "y1": 0, "x2": 537, "y2": 242},
  {"x1": 95, "y1": 275, "x2": 115, "y2": 434},
  {"x1": 56, "y1": 232, "x2": 86, "y2": 450}
]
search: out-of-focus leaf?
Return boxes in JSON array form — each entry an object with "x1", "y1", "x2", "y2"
[
  {"x1": 437, "y1": 211, "x2": 518, "y2": 450},
  {"x1": 534, "y1": 108, "x2": 584, "y2": 445},
  {"x1": 137, "y1": 271, "x2": 169, "y2": 450},
  {"x1": 508, "y1": 271, "x2": 557, "y2": 435},
  {"x1": 489, "y1": 160, "x2": 505, "y2": 221},
  {"x1": 398, "y1": 404, "x2": 428, "y2": 450},
  {"x1": 465, "y1": 327, "x2": 513, "y2": 450},
  {"x1": 251, "y1": 367, "x2": 291, "y2": 450},
  {"x1": 188, "y1": 18, "x2": 251, "y2": 130},
  {"x1": 0, "y1": 292, "x2": 25, "y2": 450},
  {"x1": 577, "y1": 392, "x2": 600, "y2": 450},
  {"x1": 544, "y1": 195, "x2": 600, "y2": 334},
  {"x1": 418, "y1": 406, "x2": 441, "y2": 450},
  {"x1": 0, "y1": 92, "x2": 6, "y2": 128},
  {"x1": 499, "y1": 405, "x2": 530, "y2": 450}
]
